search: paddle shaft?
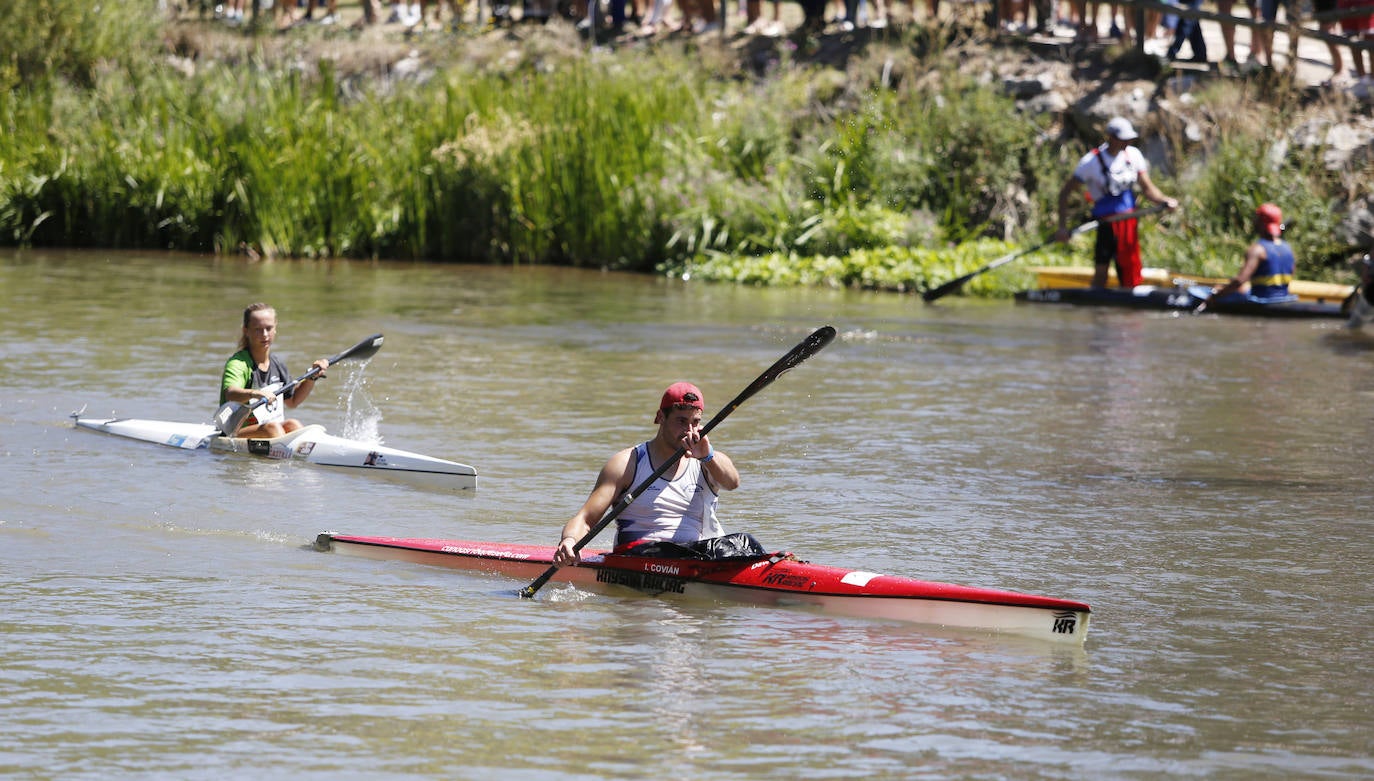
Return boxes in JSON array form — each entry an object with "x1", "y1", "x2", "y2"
[
  {"x1": 517, "y1": 325, "x2": 838, "y2": 599},
  {"x1": 921, "y1": 205, "x2": 1169, "y2": 303},
  {"x1": 215, "y1": 333, "x2": 384, "y2": 434}
]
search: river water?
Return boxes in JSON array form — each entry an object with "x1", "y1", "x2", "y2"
[{"x1": 2, "y1": 248, "x2": 1372, "y2": 779}]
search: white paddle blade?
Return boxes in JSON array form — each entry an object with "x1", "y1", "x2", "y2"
[{"x1": 213, "y1": 402, "x2": 247, "y2": 435}]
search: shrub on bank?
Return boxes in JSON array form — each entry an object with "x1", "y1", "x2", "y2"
[
  {"x1": 2, "y1": 29, "x2": 1053, "y2": 270},
  {"x1": 0, "y1": 5, "x2": 1363, "y2": 295},
  {"x1": 0, "y1": 0, "x2": 161, "y2": 92}
]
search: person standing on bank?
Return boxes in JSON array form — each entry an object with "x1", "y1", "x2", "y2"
[
  {"x1": 553, "y1": 382, "x2": 740, "y2": 567},
  {"x1": 1165, "y1": 0, "x2": 1208, "y2": 63},
  {"x1": 1055, "y1": 117, "x2": 1180, "y2": 289},
  {"x1": 220, "y1": 302, "x2": 330, "y2": 439},
  {"x1": 1207, "y1": 203, "x2": 1298, "y2": 305}
]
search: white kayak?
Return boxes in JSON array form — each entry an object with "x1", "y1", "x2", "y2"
[{"x1": 72, "y1": 415, "x2": 477, "y2": 492}]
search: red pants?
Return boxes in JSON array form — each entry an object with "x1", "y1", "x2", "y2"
[{"x1": 1094, "y1": 215, "x2": 1141, "y2": 288}]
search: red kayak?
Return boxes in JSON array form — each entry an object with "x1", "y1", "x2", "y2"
[{"x1": 315, "y1": 533, "x2": 1091, "y2": 644}]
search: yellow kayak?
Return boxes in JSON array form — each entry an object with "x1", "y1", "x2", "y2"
[{"x1": 1027, "y1": 266, "x2": 1353, "y2": 304}]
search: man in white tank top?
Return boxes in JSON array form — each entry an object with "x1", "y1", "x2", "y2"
[{"x1": 553, "y1": 382, "x2": 741, "y2": 567}]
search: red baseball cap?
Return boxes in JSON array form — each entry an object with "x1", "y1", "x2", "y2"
[
  {"x1": 1256, "y1": 203, "x2": 1283, "y2": 238},
  {"x1": 659, "y1": 382, "x2": 704, "y2": 411}
]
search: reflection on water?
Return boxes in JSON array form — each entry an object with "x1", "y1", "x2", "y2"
[{"x1": 3, "y1": 249, "x2": 1374, "y2": 779}]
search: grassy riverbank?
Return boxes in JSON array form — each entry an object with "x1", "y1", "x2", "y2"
[{"x1": 1, "y1": 0, "x2": 1366, "y2": 294}]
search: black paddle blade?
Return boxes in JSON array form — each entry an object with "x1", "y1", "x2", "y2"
[
  {"x1": 332, "y1": 334, "x2": 384, "y2": 365},
  {"x1": 921, "y1": 277, "x2": 968, "y2": 303},
  {"x1": 700, "y1": 325, "x2": 836, "y2": 437},
  {"x1": 517, "y1": 573, "x2": 554, "y2": 599},
  {"x1": 518, "y1": 324, "x2": 837, "y2": 600},
  {"x1": 921, "y1": 243, "x2": 1045, "y2": 304}
]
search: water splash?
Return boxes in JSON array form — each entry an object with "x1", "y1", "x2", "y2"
[
  {"x1": 544, "y1": 584, "x2": 595, "y2": 603},
  {"x1": 338, "y1": 361, "x2": 384, "y2": 445}
]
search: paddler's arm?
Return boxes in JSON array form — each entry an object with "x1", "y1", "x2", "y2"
[
  {"x1": 284, "y1": 358, "x2": 330, "y2": 409},
  {"x1": 689, "y1": 435, "x2": 739, "y2": 492},
  {"x1": 222, "y1": 357, "x2": 276, "y2": 406},
  {"x1": 1210, "y1": 242, "x2": 1265, "y2": 301},
  {"x1": 1135, "y1": 169, "x2": 1179, "y2": 211},
  {"x1": 225, "y1": 385, "x2": 276, "y2": 405},
  {"x1": 554, "y1": 447, "x2": 636, "y2": 567}
]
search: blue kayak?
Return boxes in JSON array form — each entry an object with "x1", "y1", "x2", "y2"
[{"x1": 1015, "y1": 285, "x2": 1346, "y2": 319}]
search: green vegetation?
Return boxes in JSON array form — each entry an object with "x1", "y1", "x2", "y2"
[
  {"x1": 0, "y1": 0, "x2": 161, "y2": 92},
  {"x1": 0, "y1": 1, "x2": 1365, "y2": 296}
]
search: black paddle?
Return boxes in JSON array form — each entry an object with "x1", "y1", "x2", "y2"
[
  {"x1": 517, "y1": 324, "x2": 838, "y2": 600},
  {"x1": 212, "y1": 333, "x2": 385, "y2": 435},
  {"x1": 921, "y1": 205, "x2": 1170, "y2": 303}
]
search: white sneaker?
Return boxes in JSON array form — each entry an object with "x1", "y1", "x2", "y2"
[{"x1": 318, "y1": 12, "x2": 336, "y2": 23}]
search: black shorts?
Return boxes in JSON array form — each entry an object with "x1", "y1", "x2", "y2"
[{"x1": 1093, "y1": 224, "x2": 1118, "y2": 264}]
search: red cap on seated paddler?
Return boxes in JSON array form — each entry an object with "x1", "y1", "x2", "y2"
[{"x1": 657, "y1": 381, "x2": 704, "y2": 418}]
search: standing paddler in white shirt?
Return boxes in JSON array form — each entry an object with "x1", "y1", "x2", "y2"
[{"x1": 1054, "y1": 117, "x2": 1180, "y2": 289}]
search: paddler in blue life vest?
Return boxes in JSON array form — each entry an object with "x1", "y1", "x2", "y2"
[
  {"x1": 1054, "y1": 116, "x2": 1180, "y2": 289},
  {"x1": 1206, "y1": 203, "x2": 1299, "y2": 305},
  {"x1": 553, "y1": 382, "x2": 741, "y2": 568}
]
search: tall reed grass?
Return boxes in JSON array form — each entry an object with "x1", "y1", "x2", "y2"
[{"x1": 1, "y1": 5, "x2": 1366, "y2": 295}]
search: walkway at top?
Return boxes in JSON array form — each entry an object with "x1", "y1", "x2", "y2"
[{"x1": 1022, "y1": 2, "x2": 1368, "y2": 91}]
